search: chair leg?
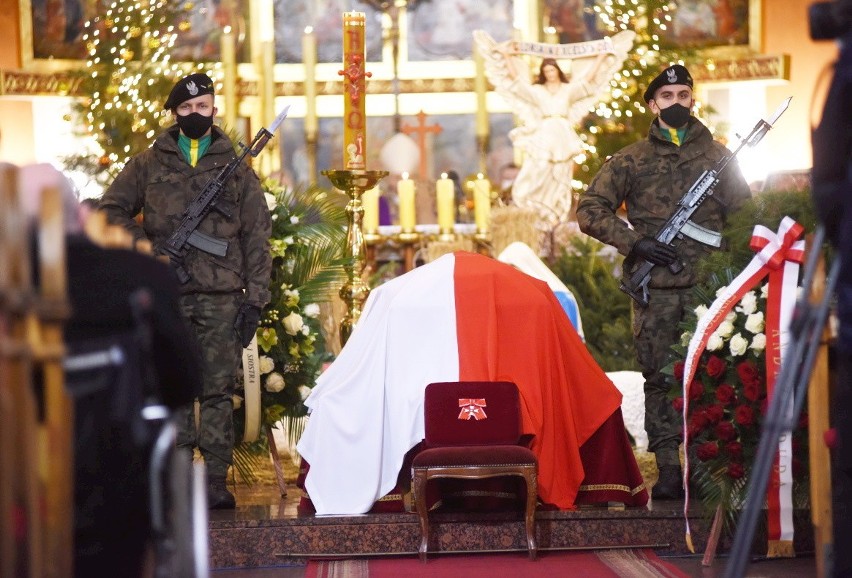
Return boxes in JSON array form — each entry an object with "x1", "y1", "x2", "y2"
[
  {"x1": 412, "y1": 469, "x2": 429, "y2": 562},
  {"x1": 523, "y1": 468, "x2": 538, "y2": 561}
]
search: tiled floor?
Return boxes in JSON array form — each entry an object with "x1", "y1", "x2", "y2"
[{"x1": 206, "y1": 483, "x2": 821, "y2": 577}]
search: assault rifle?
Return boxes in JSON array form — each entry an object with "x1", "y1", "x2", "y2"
[
  {"x1": 620, "y1": 97, "x2": 792, "y2": 307},
  {"x1": 158, "y1": 105, "x2": 291, "y2": 283}
]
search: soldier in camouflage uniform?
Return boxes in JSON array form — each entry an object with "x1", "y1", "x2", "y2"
[
  {"x1": 576, "y1": 65, "x2": 751, "y2": 499},
  {"x1": 100, "y1": 73, "x2": 272, "y2": 509}
]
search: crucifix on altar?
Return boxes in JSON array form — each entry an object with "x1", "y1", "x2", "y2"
[{"x1": 401, "y1": 110, "x2": 442, "y2": 179}]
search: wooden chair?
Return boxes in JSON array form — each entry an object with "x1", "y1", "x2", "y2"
[{"x1": 411, "y1": 381, "x2": 537, "y2": 562}]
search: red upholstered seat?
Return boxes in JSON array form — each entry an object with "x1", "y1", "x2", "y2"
[{"x1": 411, "y1": 381, "x2": 537, "y2": 562}]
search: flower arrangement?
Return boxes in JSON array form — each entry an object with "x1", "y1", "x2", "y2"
[
  {"x1": 668, "y1": 276, "x2": 810, "y2": 523},
  {"x1": 233, "y1": 181, "x2": 349, "y2": 455}
]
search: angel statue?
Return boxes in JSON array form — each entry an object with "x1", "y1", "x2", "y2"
[{"x1": 473, "y1": 30, "x2": 635, "y2": 224}]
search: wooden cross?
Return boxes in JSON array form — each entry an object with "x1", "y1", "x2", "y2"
[{"x1": 401, "y1": 110, "x2": 442, "y2": 179}]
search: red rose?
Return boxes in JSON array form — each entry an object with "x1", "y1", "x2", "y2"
[
  {"x1": 672, "y1": 397, "x2": 684, "y2": 412},
  {"x1": 725, "y1": 441, "x2": 743, "y2": 458},
  {"x1": 705, "y1": 404, "x2": 724, "y2": 424},
  {"x1": 715, "y1": 383, "x2": 737, "y2": 405},
  {"x1": 696, "y1": 441, "x2": 719, "y2": 461},
  {"x1": 705, "y1": 355, "x2": 727, "y2": 379},
  {"x1": 728, "y1": 462, "x2": 745, "y2": 479},
  {"x1": 734, "y1": 405, "x2": 755, "y2": 427},
  {"x1": 715, "y1": 421, "x2": 737, "y2": 441},
  {"x1": 674, "y1": 361, "x2": 685, "y2": 382},
  {"x1": 737, "y1": 360, "x2": 762, "y2": 388},
  {"x1": 743, "y1": 381, "x2": 762, "y2": 402},
  {"x1": 690, "y1": 412, "x2": 710, "y2": 431},
  {"x1": 689, "y1": 381, "x2": 705, "y2": 401}
]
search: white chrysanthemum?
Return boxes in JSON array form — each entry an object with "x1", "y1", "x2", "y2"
[
  {"x1": 283, "y1": 312, "x2": 304, "y2": 336},
  {"x1": 265, "y1": 372, "x2": 286, "y2": 393},
  {"x1": 737, "y1": 291, "x2": 758, "y2": 315},
  {"x1": 232, "y1": 395, "x2": 243, "y2": 410},
  {"x1": 264, "y1": 192, "x2": 277, "y2": 211},
  {"x1": 717, "y1": 320, "x2": 735, "y2": 338},
  {"x1": 745, "y1": 311, "x2": 765, "y2": 334},
  {"x1": 303, "y1": 303, "x2": 321, "y2": 318},
  {"x1": 750, "y1": 333, "x2": 766, "y2": 352},
  {"x1": 706, "y1": 332, "x2": 725, "y2": 351},
  {"x1": 298, "y1": 385, "x2": 312, "y2": 401},
  {"x1": 259, "y1": 355, "x2": 275, "y2": 374},
  {"x1": 694, "y1": 304, "x2": 709, "y2": 320},
  {"x1": 729, "y1": 333, "x2": 749, "y2": 356}
]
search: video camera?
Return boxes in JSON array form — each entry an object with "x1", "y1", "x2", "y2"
[{"x1": 809, "y1": 0, "x2": 852, "y2": 40}]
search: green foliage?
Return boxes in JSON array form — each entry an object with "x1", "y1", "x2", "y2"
[
  {"x1": 233, "y1": 182, "x2": 349, "y2": 458},
  {"x1": 695, "y1": 189, "x2": 818, "y2": 283},
  {"x1": 549, "y1": 236, "x2": 639, "y2": 372}
]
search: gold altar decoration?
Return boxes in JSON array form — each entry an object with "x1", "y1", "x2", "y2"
[{"x1": 322, "y1": 169, "x2": 388, "y2": 345}]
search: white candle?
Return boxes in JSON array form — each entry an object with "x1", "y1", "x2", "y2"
[
  {"x1": 362, "y1": 186, "x2": 379, "y2": 233},
  {"x1": 436, "y1": 173, "x2": 455, "y2": 233},
  {"x1": 473, "y1": 173, "x2": 491, "y2": 233},
  {"x1": 398, "y1": 173, "x2": 416, "y2": 231},
  {"x1": 303, "y1": 26, "x2": 318, "y2": 136}
]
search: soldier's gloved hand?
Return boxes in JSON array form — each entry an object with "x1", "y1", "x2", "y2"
[
  {"x1": 234, "y1": 304, "x2": 262, "y2": 348},
  {"x1": 631, "y1": 237, "x2": 678, "y2": 266}
]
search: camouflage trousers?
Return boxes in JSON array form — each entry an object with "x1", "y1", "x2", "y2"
[
  {"x1": 176, "y1": 292, "x2": 243, "y2": 479},
  {"x1": 632, "y1": 288, "x2": 692, "y2": 467}
]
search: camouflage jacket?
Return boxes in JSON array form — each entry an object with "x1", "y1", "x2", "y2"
[
  {"x1": 576, "y1": 117, "x2": 752, "y2": 289},
  {"x1": 100, "y1": 126, "x2": 272, "y2": 308}
]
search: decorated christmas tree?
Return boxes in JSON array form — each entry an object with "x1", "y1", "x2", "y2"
[{"x1": 66, "y1": 0, "x2": 206, "y2": 184}]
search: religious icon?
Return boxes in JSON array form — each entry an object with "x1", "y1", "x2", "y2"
[{"x1": 473, "y1": 29, "x2": 635, "y2": 224}]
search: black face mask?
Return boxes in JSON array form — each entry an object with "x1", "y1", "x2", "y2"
[
  {"x1": 658, "y1": 103, "x2": 691, "y2": 128},
  {"x1": 176, "y1": 112, "x2": 214, "y2": 139}
]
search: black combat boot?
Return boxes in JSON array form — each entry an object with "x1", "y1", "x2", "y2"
[
  {"x1": 652, "y1": 465, "x2": 685, "y2": 500},
  {"x1": 207, "y1": 475, "x2": 236, "y2": 509}
]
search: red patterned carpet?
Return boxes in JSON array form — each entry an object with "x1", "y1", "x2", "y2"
[{"x1": 305, "y1": 549, "x2": 689, "y2": 578}]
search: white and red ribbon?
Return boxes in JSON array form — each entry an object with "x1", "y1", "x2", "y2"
[
  {"x1": 680, "y1": 216, "x2": 805, "y2": 553},
  {"x1": 458, "y1": 398, "x2": 488, "y2": 420}
]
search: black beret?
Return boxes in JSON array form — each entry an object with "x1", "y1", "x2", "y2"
[
  {"x1": 643, "y1": 64, "x2": 694, "y2": 103},
  {"x1": 164, "y1": 73, "x2": 215, "y2": 110}
]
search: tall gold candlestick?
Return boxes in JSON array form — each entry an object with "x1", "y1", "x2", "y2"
[
  {"x1": 303, "y1": 26, "x2": 318, "y2": 137},
  {"x1": 322, "y1": 170, "x2": 387, "y2": 345}
]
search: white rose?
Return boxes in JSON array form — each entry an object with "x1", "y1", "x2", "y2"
[
  {"x1": 259, "y1": 355, "x2": 275, "y2": 375},
  {"x1": 301, "y1": 324, "x2": 310, "y2": 336},
  {"x1": 725, "y1": 311, "x2": 737, "y2": 323},
  {"x1": 303, "y1": 303, "x2": 321, "y2": 318},
  {"x1": 265, "y1": 372, "x2": 286, "y2": 393},
  {"x1": 298, "y1": 385, "x2": 313, "y2": 401},
  {"x1": 717, "y1": 320, "x2": 735, "y2": 338},
  {"x1": 264, "y1": 192, "x2": 277, "y2": 211},
  {"x1": 761, "y1": 284, "x2": 769, "y2": 299},
  {"x1": 744, "y1": 311, "x2": 765, "y2": 334},
  {"x1": 737, "y1": 291, "x2": 758, "y2": 315},
  {"x1": 290, "y1": 215, "x2": 300, "y2": 225},
  {"x1": 750, "y1": 333, "x2": 766, "y2": 352},
  {"x1": 716, "y1": 285, "x2": 728, "y2": 298},
  {"x1": 694, "y1": 305, "x2": 709, "y2": 320},
  {"x1": 706, "y1": 332, "x2": 725, "y2": 351},
  {"x1": 283, "y1": 312, "x2": 304, "y2": 336},
  {"x1": 729, "y1": 333, "x2": 748, "y2": 357}
]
